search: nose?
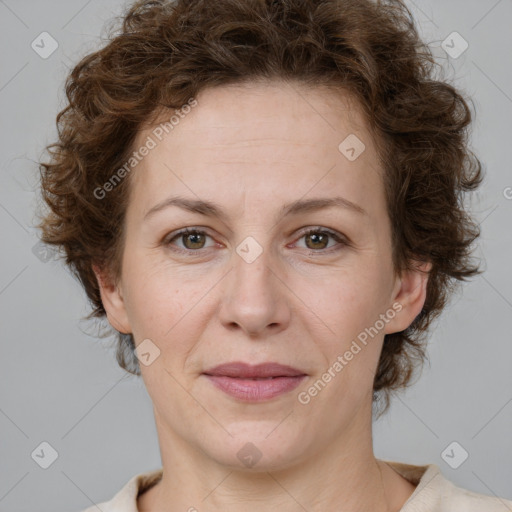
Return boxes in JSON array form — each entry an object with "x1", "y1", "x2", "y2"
[{"x1": 218, "y1": 242, "x2": 291, "y2": 337}]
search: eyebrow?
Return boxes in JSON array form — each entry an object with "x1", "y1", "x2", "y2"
[{"x1": 143, "y1": 195, "x2": 367, "y2": 222}]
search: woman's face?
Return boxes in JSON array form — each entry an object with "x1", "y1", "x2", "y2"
[{"x1": 96, "y1": 80, "x2": 427, "y2": 470}]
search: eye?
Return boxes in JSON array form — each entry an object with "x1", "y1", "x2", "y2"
[
  {"x1": 293, "y1": 227, "x2": 348, "y2": 253},
  {"x1": 164, "y1": 228, "x2": 216, "y2": 253},
  {"x1": 163, "y1": 226, "x2": 349, "y2": 256}
]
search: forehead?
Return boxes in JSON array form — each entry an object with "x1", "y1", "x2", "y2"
[
  {"x1": 128, "y1": 80, "x2": 383, "y2": 216},
  {"x1": 140, "y1": 80, "x2": 371, "y2": 149}
]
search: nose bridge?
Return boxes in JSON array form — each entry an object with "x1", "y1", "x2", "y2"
[
  {"x1": 218, "y1": 231, "x2": 289, "y2": 335},
  {"x1": 234, "y1": 235, "x2": 274, "y2": 292}
]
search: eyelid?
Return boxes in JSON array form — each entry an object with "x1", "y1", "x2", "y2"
[
  {"x1": 292, "y1": 226, "x2": 350, "y2": 251},
  {"x1": 164, "y1": 227, "x2": 218, "y2": 251},
  {"x1": 164, "y1": 225, "x2": 350, "y2": 254}
]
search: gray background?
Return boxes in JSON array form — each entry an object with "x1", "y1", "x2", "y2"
[{"x1": 0, "y1": 0, "x2": 511, "y2": 510}]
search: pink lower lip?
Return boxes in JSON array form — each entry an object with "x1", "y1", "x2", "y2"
[{"x1": 204, "y1": 375, "x2": 307, "y2": 401}]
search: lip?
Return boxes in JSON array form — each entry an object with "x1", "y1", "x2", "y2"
[
  {"x1": 202, "y1": 362, "x2": 307, "y2": 402},
  {"x1": 203, "y1": 361, "x2": 306, "y2": 378}
]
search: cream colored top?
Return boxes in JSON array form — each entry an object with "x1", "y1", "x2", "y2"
[{"x1": 79, "y1": 460, "x2": 512, "y2": 511}]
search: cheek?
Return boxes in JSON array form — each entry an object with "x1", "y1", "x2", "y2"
[
  {"x1": 121, "y1": 255, "x2": 189, "y2": 342},
  {"x1": 302, "y1": 265, "x2": 391, "y2": 338},
  {"x1": 299, "y1": 266, "x2": 392, "y2": 395},
  {"x1": 123, "y1": 267, "x2": 216, "y2": 375}
]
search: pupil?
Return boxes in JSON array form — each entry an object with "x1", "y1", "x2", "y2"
[
  {"x1": 186, "y1": 233, "x2": 204, "y2": 249},
  {"x1": 308, "y1": 232, "x2": 327, "y2": 249}
]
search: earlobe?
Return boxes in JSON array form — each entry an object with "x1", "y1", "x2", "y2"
[
  {"x1": 92, "y1": 264, "x2": 132, "y2": 334},
  {"x1": 385, "y1": 261, "x2": 432, "y2": 335}
]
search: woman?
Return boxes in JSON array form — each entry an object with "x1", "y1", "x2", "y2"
[{"x1": 36, "y1": 0, "x2": 512, "y2": 510}]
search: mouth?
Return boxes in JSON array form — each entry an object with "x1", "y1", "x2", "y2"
[{"x1": 202, "y1": 362, "x2": 307, "y2": 401}]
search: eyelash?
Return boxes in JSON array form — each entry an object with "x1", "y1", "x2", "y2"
[{"x1": 163, "y1": 227, "x2": 349, "y2": 256}]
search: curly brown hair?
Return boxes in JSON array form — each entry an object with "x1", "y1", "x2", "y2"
[{"x1": 36, "y1": 0, "x2": 482, "y2": 416}]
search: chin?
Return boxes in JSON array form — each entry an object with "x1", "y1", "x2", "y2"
[{"x1": 199, "y1": 422, "x2": 307, "y2": 472}]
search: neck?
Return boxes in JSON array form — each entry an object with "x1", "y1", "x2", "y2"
[{"x1": 138, "y1": 400, "x2": 413, "y2": 512}]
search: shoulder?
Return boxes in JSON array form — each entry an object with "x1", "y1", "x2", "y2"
[
  {"x1": 383, "y1": 460, "x2": 512, "y2": 512},
  {"x1": 431, "y1": 476, "x2": 512, "y2": 511},
  {"x1": 75, "y1": 468, "x2": 163, "y2": 512}
]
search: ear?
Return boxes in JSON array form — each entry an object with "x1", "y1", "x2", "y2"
[
  {"x1": 384, "y1": 260, "x2": 432, "y2": 335},
  {"x1": 92, "y1": 264, "x2": 132, "y2": 334}
]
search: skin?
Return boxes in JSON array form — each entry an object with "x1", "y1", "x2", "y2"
[{"x1": 94, "y1": 80, "x2": 430, "y2": 512}]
